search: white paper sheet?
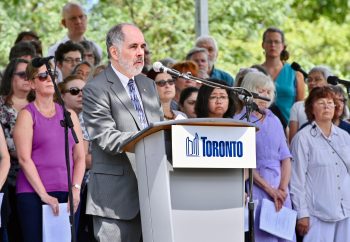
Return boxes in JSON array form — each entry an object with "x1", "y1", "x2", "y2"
[
  {"x1": 244, "y1": 199, "x2": 258, "y2": 232},
  {"x1": 259, "y1": 198, "x2": 297, "y2": 241},
  {"x1": 42, "y1": 203, "x2": 71, "y2": 242},
  {"x1": 0, "y1": 193, "x2": 3, "y2": 228}
]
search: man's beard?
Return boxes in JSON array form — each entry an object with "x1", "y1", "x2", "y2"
[{"x1": 118, "y1": 57, "x2": 144, "y2": 77}]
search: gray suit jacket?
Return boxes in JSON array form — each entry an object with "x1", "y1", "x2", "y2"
[{"x1": 83, "y1": 64, "x2": 162, "y2": 220}]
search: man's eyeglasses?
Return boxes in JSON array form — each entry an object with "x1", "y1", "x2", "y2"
[
  {"x1": 34, "y1": 71, "x2": 58, "y2": 82},
  {"x1": 62, "y1": 87, "x2": 83, "y2": 96},
  {"x1": 155, "y1": 79, "x2": 175, "y2": 87},
  {"x1": 13, "y1": 71, "x2": 27, "y2": 80},
  {"x1": 63, "y1": 57, "x2": 82, "y2": 64}
]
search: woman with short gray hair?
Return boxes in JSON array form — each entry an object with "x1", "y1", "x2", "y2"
[{"x1": 234, "y1": 71, "x2": 294, "y2": 242}]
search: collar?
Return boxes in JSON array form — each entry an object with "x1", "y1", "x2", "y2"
[
  {"x1": 311, "y1": 121, "x2": 339, "y2": 139},
  {"x1": 110, "y1": 65, "x2": 134, "y2": 89}
]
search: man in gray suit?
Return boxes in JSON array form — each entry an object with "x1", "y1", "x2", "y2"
[{"x1": 82, "y1": 23, "x2": 163, "y2": 242}]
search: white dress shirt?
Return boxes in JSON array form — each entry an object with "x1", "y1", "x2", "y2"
[
  {"x1": 110, "y1": 65, "x2": 145, "y2": 111},
  {"x1": 290, "y1": 121, "x2": 350, "y2": 222},
  {"x1": 47, "y1": 35, "x2": 102, "y2": 59}
]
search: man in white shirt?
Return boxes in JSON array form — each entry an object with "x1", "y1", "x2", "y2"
[{"x1": 47, "y1": 2, "x2": 102, "y2": 59}]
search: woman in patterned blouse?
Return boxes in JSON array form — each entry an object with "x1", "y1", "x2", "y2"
[{"x1": 0, "y1": 58, "x2": 30, "y2": 241}]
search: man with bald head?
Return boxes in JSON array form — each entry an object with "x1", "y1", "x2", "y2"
[
  {"x1": 195, "y1": 35, "x2": 234, "y2": 86},
  {"x1": 83, "y1": 23, "x2": 162, "y2": 242},
  {"x1": 47, "y1": 2, "x2": 102, "y2": 58}
]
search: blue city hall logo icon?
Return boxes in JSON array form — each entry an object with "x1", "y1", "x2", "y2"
[
  {"x1": 186, "y1": 133, "x2": 200, "y2": 156},
  {"x1": 186, "y1": 133, "x2": 244, "y2": 158}
]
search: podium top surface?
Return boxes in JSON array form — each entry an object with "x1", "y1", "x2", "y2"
[{"x1": 121, "y1": 118, "x2": 256, "y2": 152}]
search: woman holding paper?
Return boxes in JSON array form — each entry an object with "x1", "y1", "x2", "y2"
[
  {"x1": 290, "y1": 86, "x2": 350, "y2": 242},
  {"x1": 13, "y1": 60, "x2": 85, "y2": 242},
  {"x1": 234, "y1": 72, "x2": 294, "y2": 242}
]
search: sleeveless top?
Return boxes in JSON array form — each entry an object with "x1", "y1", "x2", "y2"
[
  {"x1": 16, "y1": 102, "x2": 75, "y2": 193},
  {"x1": 274, "y1": 63, "x2": 296, "y2": 123}
]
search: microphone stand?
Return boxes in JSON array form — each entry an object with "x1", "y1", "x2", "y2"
[
  {"x1": 174, "y1": 72, "x2": 258, "y2": 242},
  {"x1": 238, "y1": 95, "x2": 257, "y2": 242},
  {"x1": 45, "y1": 61, "x2": 78, "y2": 242}
]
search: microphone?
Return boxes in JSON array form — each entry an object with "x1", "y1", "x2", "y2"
[
  {"x1": 327, "y1": 76, "x2": 350, "y2": 86},
  {"x1": 238, "y1": 95, "x2": 265, "y2": 115},
  {"x1": 291, "y1": 62, "x2": 308, "y2": 79},
  {"x1": 32, "y1": 56, "x2": 54, "y2": 68},
  {"x1": 153, "y1": 62, "x2": 183, "y2": 78}
]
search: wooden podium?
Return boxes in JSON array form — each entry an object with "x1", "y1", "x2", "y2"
[{"x1": 121, "y1": 118, "x2": 256, "y2": 242}]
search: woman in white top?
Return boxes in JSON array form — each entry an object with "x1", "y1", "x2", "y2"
[{"x1": 290, "y1": 86, "x2": 350, "y2": 242}]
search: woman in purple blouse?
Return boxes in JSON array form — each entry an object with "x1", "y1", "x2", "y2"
[
  {"x1": 13, "y1": 60, "x2": 85, "y2": 242},
  {"x1": 234, "y1": 71, "x2": 294, "y2": 242}
]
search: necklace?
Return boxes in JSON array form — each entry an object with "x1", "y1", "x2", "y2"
[
  {"x1": 34, "y1": 101, "x2": 56, "y2": 117},
  {"x1": 164, "y1": 110, "x2": 175, "y2": 120}
]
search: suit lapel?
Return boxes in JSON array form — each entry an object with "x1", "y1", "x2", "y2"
[{"x1": 106, "y1": 66, "x2": 143, "y2": 129}]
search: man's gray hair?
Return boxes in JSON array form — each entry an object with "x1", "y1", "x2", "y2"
[
  {"x1": 62, "y1": 2, "x2": 84, "y2": 17},
  {"x1": 185, "y1": 47, "x2": 209, "y2": 60},
  {"x1": 105, "y1": 23, "x2": 137, "y2": 59},
  {"x1": 195, "y1": 35, "x2": 218, "y2": 51}
]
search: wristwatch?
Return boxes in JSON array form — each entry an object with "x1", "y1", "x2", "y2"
[{"x1": 72, "y1": 184, "x2": 81, "y2": 190}]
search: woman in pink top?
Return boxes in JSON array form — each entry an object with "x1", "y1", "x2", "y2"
[{"x1": 13, "y1": 60, "x2": 85, "y2": 242}]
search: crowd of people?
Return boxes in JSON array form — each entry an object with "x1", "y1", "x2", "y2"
[{"x1": 0, "y1": 1, "x2": 350, "y2": 242}]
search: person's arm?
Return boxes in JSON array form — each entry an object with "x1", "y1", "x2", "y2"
[
  {"x1": 83, "y1": 140, "x2": 92, "y2": 169},
  {"x1": 289, "y1": 121, "x2": 299, "y2": 144},
  {"x1": 69, "y1": 110, "x2": 86, "y2": 213},
  {"x1": 13, "y1": 110, "x2": 60, "y2": 215},
  {"x1": 83, "y1": 84, "x2": 137, "y2": 155},
  {"x1": 252, "y1": 170, "x2": 284, "y2": 211},
  {"x1": 290, "y1": 133, "x2": 310, "y2": 236},
  {"x1": 295, "y1": 72, "x2": 305, "y2": 101},
  {"x1": 0, "y1": 126, "x2": 10, "y2": 190},
  {"x1": 278, "y1": 157, "x2": 292, "y2": 202},
  {"x1": 288, "y1": 102, "x2": 301, "y2": 144}
]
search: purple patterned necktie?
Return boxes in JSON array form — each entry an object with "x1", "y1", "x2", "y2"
[{"x1": 127, "y1": 79, "x2": 148, "y2": 129}]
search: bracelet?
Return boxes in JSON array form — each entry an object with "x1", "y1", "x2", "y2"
[{"x1": 72, "y1": 184, "x2": 81, "y2": 190}]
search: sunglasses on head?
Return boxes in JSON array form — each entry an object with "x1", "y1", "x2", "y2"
[
  {"x1": 63, "y1": 87, "x2": 83, "y2": 96},
  {"x1": 155, "y1": 79, "x2": 175, "y2": 87},
  {"x1": 34, "y1": 71, "x2": 59, "y2": 82},
  {"x1": 13, "y1": 71, "x2": 27, "y2": 80}
]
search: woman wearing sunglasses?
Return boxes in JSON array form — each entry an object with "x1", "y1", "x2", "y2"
[
  {"x1": 0, "y1": 58, "x2": 30, "y2": 242},
  {"x1": 59, "y1": 74, "x2": 92, "y2": 240},
  {"x1": 13, "y1": 60, "x2": 85, "y2": 242},
  {"x1": 147, "y1": 70, "x2": 187, "y2": 120}
]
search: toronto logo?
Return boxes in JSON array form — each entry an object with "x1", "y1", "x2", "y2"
[
  {"x1": 186, "y1": 133, "x2": 200, "y2": 156},
  {"x1": 185, "y1": 133, "x2": 244, "y2": 158}
]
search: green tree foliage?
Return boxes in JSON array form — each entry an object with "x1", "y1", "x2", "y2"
[
  {"x1": 1, "y1": 0, "x2": 350, "y2": 80},
  {"x1": 292, "y1": 0, "x2": 349, "y2": 24}
]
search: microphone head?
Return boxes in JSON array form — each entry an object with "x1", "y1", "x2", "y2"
[
  {"x1": 31, "y1": 56, "x2": 54, "y2": 68},
  {"x1": 327, "y1": 76, "x2": 339, "y2": 85},
  {"x1": 291, "y1": 62, "x2": 301, "y2": 71},
  {"x1": 153, "y1": 62, "x2": 163, "y2": 72}
]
